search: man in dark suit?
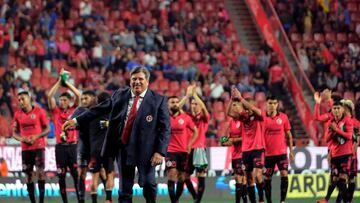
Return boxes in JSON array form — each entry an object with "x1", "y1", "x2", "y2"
[{"x1": 63, "y1": 66, "x2": 171, "y2": 203}]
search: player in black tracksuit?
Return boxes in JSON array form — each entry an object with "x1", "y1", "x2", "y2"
[
  {"x1": 88, "y1": 92, "x2": 115, "y2": 203},
  {"x1": 70, "y1": 90, "x2": 97, "y2": 203}
]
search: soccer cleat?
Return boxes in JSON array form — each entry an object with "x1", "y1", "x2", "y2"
[{"x1": 316, "y1": 200, "x2": 328, "y2": 203}]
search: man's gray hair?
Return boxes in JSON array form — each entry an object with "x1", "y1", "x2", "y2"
[{"x1": 130, "y1": 66, "x2": 150, "y2": 80}]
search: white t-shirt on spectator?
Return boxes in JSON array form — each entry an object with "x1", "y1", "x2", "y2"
[
  {"x1": 210, "y1": 83, "x2": 224, "y2": 99},
  {"x1": 93, "y1": 45, "x2": 103, "y2": 58},
  {"x1": 80, "y1": 1, "x2": 92, "y2": 16},
  {"x1": 144, "y1": 53, "x2": 157, "y2": 66},
  {"x1": 17, "y1": 67, "x2": 32, "y2": 82}
]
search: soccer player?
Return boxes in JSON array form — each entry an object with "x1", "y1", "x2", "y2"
[
  {"x1": 179, "y1": 85, "x2": 210, "y2": 203},
  {"x1": 314, "y1": 93, "x2": 353, "y2": 203},
  {"x1": 340, "y1": 99, "x2": 359, "y2": 203},
  {"x1": 12, "y1": 90, "x2": 50, "y2": 203},
  {"x1": 88, "y1": 92, "x2": 115, "y2": 203},
  {"x1": 71, "y1": 90, "x2": 97, "y2": 203},
  {"x1": 48, "y1": 70, "x2": 81, "y2": 203},
  {"x1": 225, "y1": 100, "x2": 247, "y2": 203},
  {"x1": 230, "y1": 86, "x2": 265, "y2": 203},
  {"x1": 314, "y1": 91, "x2": 341, "y2": 203},
  {"x1": 262, "y1": 95, "x2": 294, "y2": 203},
  {"x1": 166, "y1": 95, "x2": 198, "y2": 203}
]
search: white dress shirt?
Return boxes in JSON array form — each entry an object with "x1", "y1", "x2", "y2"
[{"x1": 124, "y1": 89, "x2": 148, "y2": 123}]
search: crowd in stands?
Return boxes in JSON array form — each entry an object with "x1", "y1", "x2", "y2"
[
  {"x1": 0, "y1": 0, "x2": 287, "y2": 145},
  {"x1": 275, "y1": 0, "x2": 360, "y2": 102}
]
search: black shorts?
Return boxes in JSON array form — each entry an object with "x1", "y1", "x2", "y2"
[
  {"x1": 331, "y1": 154, "x2": 352, "y2": 176},
  {"x1": 89, "y1": 153, "x2": 115, "y2": 173},
  {"x1": 242, "y1": 150, "x2": 264, "y2": 172},
  {"x1": 55, "y1": 144, "x2": 78, "y2": 175},
  {"x1": 232, "y1": 158, "x2": 245, "y2": 176},
  {"x1": 22, "y1": 149, "x2": 45, "y2": 173},
  {"x1": 187, "y1": 148, "x2": 208, "y2": 174},
  {"x1": 349, "y1": 156, "x2": 358, "y2": 178},
  {"x1": 77, "y1": 138, "x2": 90, "y2": 167},
  {"x1": 265, "y1": 154, "x2": 289, "y2": 177},
  {"x1": 165, "y1": 152, "x2": 189, "y2": 172}
]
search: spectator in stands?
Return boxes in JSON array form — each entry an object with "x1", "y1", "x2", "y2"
[
  {"x1": 297, "y1": 46, "x2": 310, "y2": 74},
  {"x1": 34, "y1": 34, "x2": 46, "y2": 71},
  {"x1": 268, "y1": 59, "x2": 285, "y2": 99},
  {"x1": 238, "y1": 49, "x2": 249, "y2": 74},
  {"x1": 163, "y1": 58, "x2": 177, "y2": 80},
  {"x1": 16, "y1": 61, "x2": 32, "y2": 83},
  {"x1": 256, "y1": 49, "x2": 270, "y2": 73},
  {"x1": 0, "y1": 84, "x2": 13, "y2": 116},
  {"x1": 56, "y1": 36, "x2": 70, "y2": 60},
  {"x1": 237, "y1": 73, "x2": 255, "y2": 94},
  {"x1": 253, "y1": 70, "x2": 267, "y2": 92},
  {"x1": 325, "y1": 72, "x2": 338, "y2": 91},
  {"x1": 210, "y1": 76, "x2": 224, "y2": 101},
  {"x1": 79, "y1": 0, "x2": 92, "y2": 18},
  {"x1": 0, "y1": 30, "x2": 10, "y2": 68}
]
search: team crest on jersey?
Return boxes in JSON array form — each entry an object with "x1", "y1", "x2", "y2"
[
  {"x1": 146, "y1": 115, "x2": 153, "y2": 122},
  {"x1": 166, "y1": 160, "x2": 173, "y2": 167},
  {"x1": 31, "y1": 114, "x2": 36, "y2": 119},
  {"x1": 178, "y1": 118, "x2": 185, "y2": 125},
  {"x1": 276, "y1": 118, "x2": 282, "y2": 124},
  {"x1": 236, "y1": 122, "x2": 241, "y2": 128}
]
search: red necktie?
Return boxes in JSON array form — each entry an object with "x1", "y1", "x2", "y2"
[{"x1": 121, "y1": 96, "x2": 140, "y2": 144}]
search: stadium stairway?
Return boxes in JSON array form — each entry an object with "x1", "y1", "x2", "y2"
[{"x1": 225, "y1": 0, "x2": 309, "y2": 143}]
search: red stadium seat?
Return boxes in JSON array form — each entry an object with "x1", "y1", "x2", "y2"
[
  {"x1": 195, "y1": 2, "x2": 203, "y2": 12},
  {"x1": 314, "y1": 33, "x2": 324, "y2": 43},
  {"x1": 343, "y1": 91, "x2": 355, "y2": 103},
  {"x1": 158, "y1": 79, "x2": 170, "y2": 91},
  {"x1": 180, "y1": 80, "x2": 189, "y2": 90},
  {"x1": 336, "y1": 33, "x2": 348, "y2": 42},
  {"x1": 175, "y1": 41, "x2": 185, "y2": 51},
  {"x1": 347, "y1": 2, "x2": 358, "y2": 12},
  {"x1": 110, "y1": 10, "x2": 120, "y2": 20},
  {"x1": 302, "y1": 33, "x2": 313, "y2": 43},
  {"x1": 325, "y1": 33, "x2": 336, "y2": 42},
  {"x1": 169, "y1": 81, "x2": 180, "y2": 92},
  {"x1": 290, "y1": 33, "x2": 302, "y2": 42},
  {"x1": 187, "y1": 42, "x2": 197, "y2": 52},
  {"x1": 180, "y1": 51, "x2": 190, "y2": 62}
]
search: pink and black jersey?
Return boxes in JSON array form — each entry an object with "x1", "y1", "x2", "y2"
[
  {"x1": 229, "y1": 118, "x2": 242, "y2": 159},
  {"x1": 12, "y1": 106, "x2": 49, "y2": 151},
  {"x1": 190, "y1": 112, "x2": 210, "y2": 148},
  {"x1": 263, "y1": 112, "x2": 291, "y2": 156},
  {"x1": 168, "y1": 112, "x2": 196, "y2": 153},
  {"x1": 238, "y1": 112, "x2": 264, "y2": 152}
]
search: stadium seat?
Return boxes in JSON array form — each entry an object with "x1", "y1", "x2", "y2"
[
  {"x1": 336, "y1": 33, "x2": 348, "y2": 42},
  {"x1": 325, "y1": 33, "x2": 336, "y2": 42},
  {"x1": 314, "y1": 33, "x2": 324, "y2": 43},
  {"x1": 302, "y1": 33, "x2": 313, "y2": 43},
  {"x1": 343, "y1": 91, "x2": 355, "y2": 103},
  {"x1": 347, "y1": 2, "x2": 358, "y2": 11},
  {"x1": 290, "y1": 33, "x2": 302, "y2": 42},
  {"x1": 158, "y1": 79, "x2": 170, "y2": 91},
  {"x1": 169, "y1": 81, "x2": 180, "y2": 92},
  {"x1": 187, "y1": 42, "x2": 197, "y2": 52}
]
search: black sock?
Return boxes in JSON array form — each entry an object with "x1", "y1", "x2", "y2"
[
  {"x1": 348, "y1": 179, "x2": 356, "y2": 202},
  {"x1": 241, "y1": 184, "x2": 247, "y2": 203},
  {"x1": 168, "y1": 180, "x2": 176, "y2": 203},
  {"x1": 59, "y1": 177, "x2": 68, "y2": 203},
  {"x1": 235, "y1": 183, "x2": 242, "y2": 203},
  {"x1": 337, "y1": 178, "x2": 348, "y2": 203},
  {"x1": 106, "y1": 190, "x2": 112, "y2": 201},
  {"x1": 26, "y1": 182, "x2": 36, "y2": 203},
  {"x1": 91, "y1": 193, "x2": 97, "y2": 203},
  {"x1": 247, "y1": 185, "x2": 256, "y2": 203},
  {"x1": 264, "y1": 179, "x2": 272, "y2": 203},
  {"x1": 72, "y1": 174, "x2": 79, "y2": 201},
  {"x1": 175, "y1": 181, "x2": 184, "y2": 201},
  {"x1": 38, "y1": 180, "x2": 45, "y2": 203},
  {"x1": 280, "y1": 176, "x2": 288, "y2": 202},
  {"x1": 78, "y1": 177, "x2": 86, "y2": 201},
  {"x1": 185, "y1": 179, "x2": 197, "y2": 200},
  {"x1": 256, "y1": 181, "x2": 264, "y2": 202},
  {"x1": 335, "y1": 191, "x2": 342, "y2": 203},
  {"x1": 325, "y1": 178, "x2": 336, "y2": 201},
  {"x1": 196, "y1": 177, "x2": 205, "y2": 203}
]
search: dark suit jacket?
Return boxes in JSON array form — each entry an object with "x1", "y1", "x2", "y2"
[{"x1": 76, "y1": 88, "x2": 170, "y2": 168}]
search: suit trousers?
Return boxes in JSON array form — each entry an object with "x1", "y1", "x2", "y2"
[{"x1": 117, "y1": 147, "x2": 157, "y2": 203}]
